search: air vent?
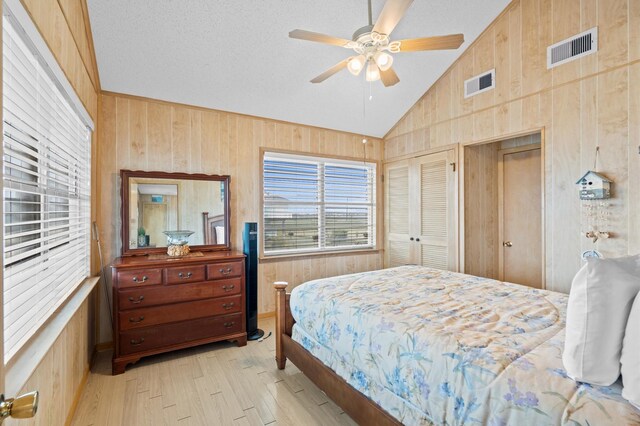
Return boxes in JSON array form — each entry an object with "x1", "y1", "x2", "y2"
[
  {"x1": 464, "y1": 69, "x2": 495, "y2": 98},
  {"x1": 547, "y1": 28, "x2": 598, "y2": 69}
]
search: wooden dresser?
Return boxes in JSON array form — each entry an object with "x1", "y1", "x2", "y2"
[{"x1": 111, "y1": 251, "x2": 247, "y2": 375}]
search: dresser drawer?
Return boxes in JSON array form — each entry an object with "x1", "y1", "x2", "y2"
[
  {"x1": 207, "y1": 261, "x2": 243, "y2": 280},
  {"x1": 211, "y1": 278, "x2": 241, "y2": 297},
  {"x1": 117, "y1": 269, "x2": 163, "y2": 288},
  {"x1": 118, "y1": 279, "x2": 236, "y2": 310},
  {"x1": 165, "y1": 265, "x2": 206, "y2": 284},
  {"x1": 119, "y1": 313, "x2": 243, "y2": 355},
  {"x1": 119, "y1": 295, "x2": 242, "y2": 330}
]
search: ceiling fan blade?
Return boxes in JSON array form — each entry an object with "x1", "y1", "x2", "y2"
[
  {"x1": 380, "y1": 67, "x2": 400, "y2": 87},
  {"x1": 397, "y1": 34, "x2": 464, "y2": 52},
  {"x1": 372, "y1": 0, "x2": 414, "y2": 36},
  {"x1": 289, "y1": 29, "x2": 351, "y2": 47},
  {"x1": 310, "y1": 58, "x2": 350, "y2": 83}
]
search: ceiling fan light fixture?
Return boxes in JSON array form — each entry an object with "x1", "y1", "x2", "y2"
[
  {"x1": 374, "y1": 51, "x2": 394, "y2": 71},
  {"x1": 347, "y1": 55, "x2": 366, "y2": 76},
  {"x1": 365, "y1": 61, "x2": 381, "y2": 82}
]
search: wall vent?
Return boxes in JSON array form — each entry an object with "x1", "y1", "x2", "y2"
[
  {"x1": 464, "y1": 69, "x2": 495, "y2": 98},
  {"x1": 547, "y1": 28, "x2": 598, "y2": 69}
]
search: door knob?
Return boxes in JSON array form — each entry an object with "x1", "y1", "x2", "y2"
[
  {"x1": 503, "y1": 241, "x2": 513, "y2": 247},
  {"x1": 0, "y1": 391, "x2": 38, "y2": 423}
]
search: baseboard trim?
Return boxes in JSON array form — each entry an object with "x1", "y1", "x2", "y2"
[
  {"x1": 95, "y1": 341, "x2": 113, "y2": 352},
  {"x1": 64, "y1": 365, "x2": 91, "y2": 426}
]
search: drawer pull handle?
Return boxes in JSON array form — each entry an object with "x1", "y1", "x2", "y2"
[
  {"x1": 224, "y1": 321, "x2": 235, "y2": 328},
  {"x1": 128, "y1": 296, "x2": 144, "y2": 304},
  {"x1": 219, "y1": 267, "x2": 233, "y2": 275},
  {"x1": 178, "y1": 272, "x2": 193, "y2": 279},
  {"x1": 129, "y1": 316, "x2": 145, "y2": 323},
  {"x1": 222, "y1": 302, "x2": 235, "y2": 310},
  {"x1": 132, "y1": 275, "x2": 148, "y2": 283},
  {"x1": 222, "y1": 284, "x2": 235, "y2": 292},
  {"x1": 130, "y1": 338, "x2": 145, "y2": 346}
]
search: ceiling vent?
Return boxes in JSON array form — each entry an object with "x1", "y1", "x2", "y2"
[
  {"x1": 464, "y1": 69, "x2": 495, "y2": 98},
  {"x1": 547, "y1": 27, "x2": 598, "y2": 69}
]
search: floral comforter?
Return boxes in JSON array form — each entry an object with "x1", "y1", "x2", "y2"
[{"x1": 289, "y1": 266, "x2": 640, "y2": 425}]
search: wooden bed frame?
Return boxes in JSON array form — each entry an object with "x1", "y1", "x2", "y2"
[{"x1": 274, "y1": 282, "x2": 401, "y2": 425}]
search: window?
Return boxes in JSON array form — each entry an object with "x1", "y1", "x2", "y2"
[
  {"x1": 3, "y1": 15, "x2": 92, "y2": 361},
  {"x1": 263, "y1": 151, "x2": 376, "y2": 255}
]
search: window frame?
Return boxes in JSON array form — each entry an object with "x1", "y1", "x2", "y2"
[{"x1": 260, "y1": 148, "x2": 380, "y2": 259}]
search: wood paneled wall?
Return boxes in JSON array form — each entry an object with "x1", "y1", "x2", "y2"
[
  {"x1": 96, "y1": 92, "x2": 384, "y2": 343},
  {"x1": 4, "y1": 1, "x2": 99, "y2": 423},
  {"x1": 384, "y1": 0, "x2": 640, "y2": 293},
  {"x1": 6, "y1": 298, "x2": 93, "y2": 426},
  {"x1": 20, "y1": 0, "x2": 99, "y2": 119},
  {"x1": 464, "y1": 143, "x2": 500, "y2": 279}
]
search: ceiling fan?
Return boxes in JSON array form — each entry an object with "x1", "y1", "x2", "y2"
[{"x1": 289, "y1": 0, "x2": 464, "y2": 87}]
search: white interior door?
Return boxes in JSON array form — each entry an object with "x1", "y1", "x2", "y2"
[
  {"x1": 415, "y1": 150, "x2": 457, "y2": 271},
  {"x1": 384, "y1": 160, "x2": 411, "y2": 267}
]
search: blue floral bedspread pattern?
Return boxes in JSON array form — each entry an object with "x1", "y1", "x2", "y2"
[{"x1": 289, "y1": 266, "x2": 640, "y2": 425}]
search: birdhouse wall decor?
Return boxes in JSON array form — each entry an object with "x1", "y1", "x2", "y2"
[
  {"x1": 576, "y1": 170, "x2": 612, "y2": 200},
  {"x1": 578, "y1": 170, "x2": 613, "y2": 243}
]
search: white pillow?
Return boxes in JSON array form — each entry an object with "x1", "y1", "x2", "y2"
[
  {"x1": 215, "y1": 226, "x2": 225, "y2": 244},
  {"x1": 621, "y1": 291, "x2": 640, "y2": 408},
  {"x1": 563, "y1": 255, "x2": 640, "y2": 386}
]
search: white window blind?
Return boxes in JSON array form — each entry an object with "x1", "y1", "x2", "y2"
[
  {"x1": 3, "y1": 16, "x2": 92, "y2": 361},
  {"x1": 263, "y1": 151, "x2": 376, "y2": 255}
]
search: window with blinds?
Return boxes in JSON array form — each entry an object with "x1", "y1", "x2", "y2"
[
  {"x1": 263, "y1": 151, "x2": 376, "y2": 255},
  {"x1": 3, "y1": 16, "x2": 92, "y2": 361}
]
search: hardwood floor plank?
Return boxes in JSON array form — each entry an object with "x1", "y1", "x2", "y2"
[{"x1": 72, "y1": 319, "x2": 355, "y2": 425}]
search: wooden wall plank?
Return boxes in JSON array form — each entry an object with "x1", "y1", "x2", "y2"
[
  {"x1": 596, "y1": 68, "x2": 629, "y2": 257},
  {"x1": 597, "y1": 0, "x2": 629, "y2": 70},
  {"x1": 629, "y1": 63, "x2": 640, "y2": 254},
  {"x1": 21, "y1": 0, "x2": 98, "y2": 119},
  {"x1": 463, "y1": 143, "x2": 499, "y2": 278},
  {"x1": 57, "y1": 0, "x2": 99, "y2": 89},
  {"x1": 550, "y1": 82, "x2": 582, "y2": 287}
]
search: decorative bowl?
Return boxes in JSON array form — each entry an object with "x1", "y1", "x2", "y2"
[{"x1": 163, "y1": 230, "x2": 194, "y2": 246}]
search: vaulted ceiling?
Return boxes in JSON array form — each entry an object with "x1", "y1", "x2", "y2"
[{"x1": 87, "y1": 0, "x2": 510, "y2": 137}]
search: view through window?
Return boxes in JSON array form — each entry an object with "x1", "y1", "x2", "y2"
[{"x1": 263, "y1": 151, "x2": 376, "y2": 255}]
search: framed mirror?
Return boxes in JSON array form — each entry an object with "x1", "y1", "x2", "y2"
[{"x1": 121, "y1": 170, "x2": 230, "y2": 255}]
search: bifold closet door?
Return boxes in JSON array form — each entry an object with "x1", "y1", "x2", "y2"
[
  {"x1": 384, "y1": 160, "x2": 411, "y2": 267},
  {"x1": 384, "y1": 150, "x2": 457, "y2": 270},
  {"x1": 414, "y1": 150, "x2": 457, "y2": 270}
]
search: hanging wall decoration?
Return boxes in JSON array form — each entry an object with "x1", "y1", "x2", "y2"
[{"x1": 578, "y1": 147, "x2": 613, "y2": 245}]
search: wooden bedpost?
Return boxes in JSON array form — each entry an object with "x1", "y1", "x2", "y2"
[{"x1": 274, "y1": 281, "x2": 288, "y2": 369}]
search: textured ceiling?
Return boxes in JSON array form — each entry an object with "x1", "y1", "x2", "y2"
[{"x1": 87, "y1": 0, "x2": 510, "y2": 137}]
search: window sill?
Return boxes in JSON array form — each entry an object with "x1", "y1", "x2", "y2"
[
  {"x1": 5, "y1": 276, "x2": 99, "y2": 397},
  {"x1": 259, "y1": 248, "x2": 381, "y2": 263}
]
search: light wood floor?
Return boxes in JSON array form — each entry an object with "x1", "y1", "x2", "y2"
[{"x1": 71, "y1": 318, "x2": 356, "y2": 426}]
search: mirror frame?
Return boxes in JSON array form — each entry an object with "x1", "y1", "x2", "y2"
[{"x1": 120, "y1": 169, "x2": 231, "y2": 256}]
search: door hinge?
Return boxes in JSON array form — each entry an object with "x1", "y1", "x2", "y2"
[{"x1": 381, "y1": 174, "x2": 384, "y2": 182}]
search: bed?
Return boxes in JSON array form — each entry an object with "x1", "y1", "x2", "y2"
[{"x1": 274, "y1": 265, "x2": 640, "y2": 425}]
